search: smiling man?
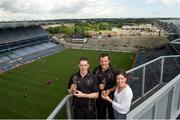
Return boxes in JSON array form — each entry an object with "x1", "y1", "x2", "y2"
[
  {"x1": 68, "y1": 57, "x2": 99, "y2": 119},
  {"x1": 93, "y1": 53, "x2": 116, "y2": 119}
]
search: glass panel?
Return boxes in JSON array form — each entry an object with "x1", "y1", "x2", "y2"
[
  {"x1": 128, "y1": 67, "x2": 143, "y2": 102},
  {"x1": 163, "y1": 57, "x2": 180, "y2": 83},
  {"x1": 144, "y1": 59, "x2": 161, "y2": 93}
]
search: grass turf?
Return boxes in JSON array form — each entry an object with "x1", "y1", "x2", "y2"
[{"x1": 0, "y1": 48, "x2": 135, "y2": 118}]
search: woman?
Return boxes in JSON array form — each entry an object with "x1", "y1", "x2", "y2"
[{"x1": 101, "y1": 70, "x2": 133, "y2": 119}]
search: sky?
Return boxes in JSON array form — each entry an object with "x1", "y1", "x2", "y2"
[{"x1": 0, "y1": 0, "x2": 180, "y2": 21}]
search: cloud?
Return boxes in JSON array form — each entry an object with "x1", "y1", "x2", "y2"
[
  {"x1": 0, "y1": 0, "x2": 179, "y2": 21},
  {"x1": 145, "y1": 0, "x2": 180, "y2": 6},
  {"x1": 0, "y1": 0, "x2": 127, "y2": 21}
]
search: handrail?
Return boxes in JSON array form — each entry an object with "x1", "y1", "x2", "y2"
[
  {"x1": 126, "y1": 55, "x2": 180, "y2": 73},
  {"x1": 47, "y1": 94, "x2": 73, "y2": 119}
]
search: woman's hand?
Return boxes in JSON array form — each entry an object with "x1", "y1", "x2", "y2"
[
  {"x1": 101, "y1": 93, "x2": 112, "y2": 103},
  {"x1": 104, "y1": 89, "x2": 110, "y2": 96}
]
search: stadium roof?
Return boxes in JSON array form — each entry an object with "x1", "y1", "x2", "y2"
[
  {"x1": 0, "y1": 18, "x2": 114, "y2": 29},
  {"x1": 0, "y1": 21, "x2": 40, "y2": 29},
  {"x1": 0, "y1": 20, "x2": 67, "y2": 29}
]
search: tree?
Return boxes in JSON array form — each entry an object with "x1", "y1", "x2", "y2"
[
  {"x1": 74, "y1": 25, "x2": 83, "y2": 34},
  {"x1": 99, "y1": 22, "x2": 111, "y2": 30},
  {"x1": 46, "y1": 26, "x2": 74, "y2": 37}
]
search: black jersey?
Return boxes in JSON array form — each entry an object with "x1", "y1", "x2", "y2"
[
  {"x1": 68, "y1": 71, "x2": 99, "y2": 112},
  {"x1": 93, "y1": 65, "x2": 116, "y2": 90}
]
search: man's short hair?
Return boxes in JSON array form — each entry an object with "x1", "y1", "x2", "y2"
[
  {"x1": 99, "y1": 53, "x2": 110, "y2": 60},
  {"x1": 79, "y1": 57, "x2": 89, "y2": 63}
]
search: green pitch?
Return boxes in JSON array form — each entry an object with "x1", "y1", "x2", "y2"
[{"x1": 0, "y1": 48, "x2": 135, "y2": 118}]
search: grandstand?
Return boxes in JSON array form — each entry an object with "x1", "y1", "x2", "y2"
[
  {"x1": 0, "y1": 25, "x2": 65, "y2": 72},
  {"x1": 69, "y1": 35, "x2": 168, "y2": 53},
  {"x1": 135, "y1": 20, "x2": 180, "y2": 66}
]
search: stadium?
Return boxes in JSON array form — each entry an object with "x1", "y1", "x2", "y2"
[
  {"x1": 0, "y1": 21, "x2": 135, "y2": 118},
  {"x1": 0, "y1": 18, "x2": 180, "y2": 119}
]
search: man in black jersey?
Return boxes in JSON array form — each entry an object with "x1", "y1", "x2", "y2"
[
  {"x1": 93, "y1": 53, "x2": 116, "y2": 119},
  {"x1": 68, "y1": 57, "x2": 99, "y2": 119}
]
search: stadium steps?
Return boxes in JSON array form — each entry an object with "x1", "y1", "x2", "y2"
[{"x1": 0, "y1": 42, "x2": 64, "y2": 73}]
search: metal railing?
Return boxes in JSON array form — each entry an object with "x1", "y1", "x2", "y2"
[
  {"x1": 170, "y1": 38, "x2": 180, "y2": 44},
  {"x1": 47, "y1": 94, "x2": 72, "y2": 119},
  {"x1": 47, "y1": 55, "x2": 180, "y2": 119},
  {"x1": 127, "y1": 74, "x2": 180, "y2": 119}
]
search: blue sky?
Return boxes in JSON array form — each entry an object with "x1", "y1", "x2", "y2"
[{"x1": 0, "y1": 0, "x2": 180, "y2": 21}]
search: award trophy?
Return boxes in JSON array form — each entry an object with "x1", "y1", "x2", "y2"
[{"x1": 72, "y1": 76, "x2": 78, "y2": 94}]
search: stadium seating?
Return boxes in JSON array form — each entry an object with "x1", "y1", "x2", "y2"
[
  {"x1": 0, "y1": 42, "x2": 64, "y2": 72},
  {"x1": 0, "y1": 26, "x2": 65, "y2": 72},
  {"x1": 0, "y1": 26, "x2": 48, "y2": 43},
  {"x1": 0, "y1": 26, "x2": 49, "y2": 52}
]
